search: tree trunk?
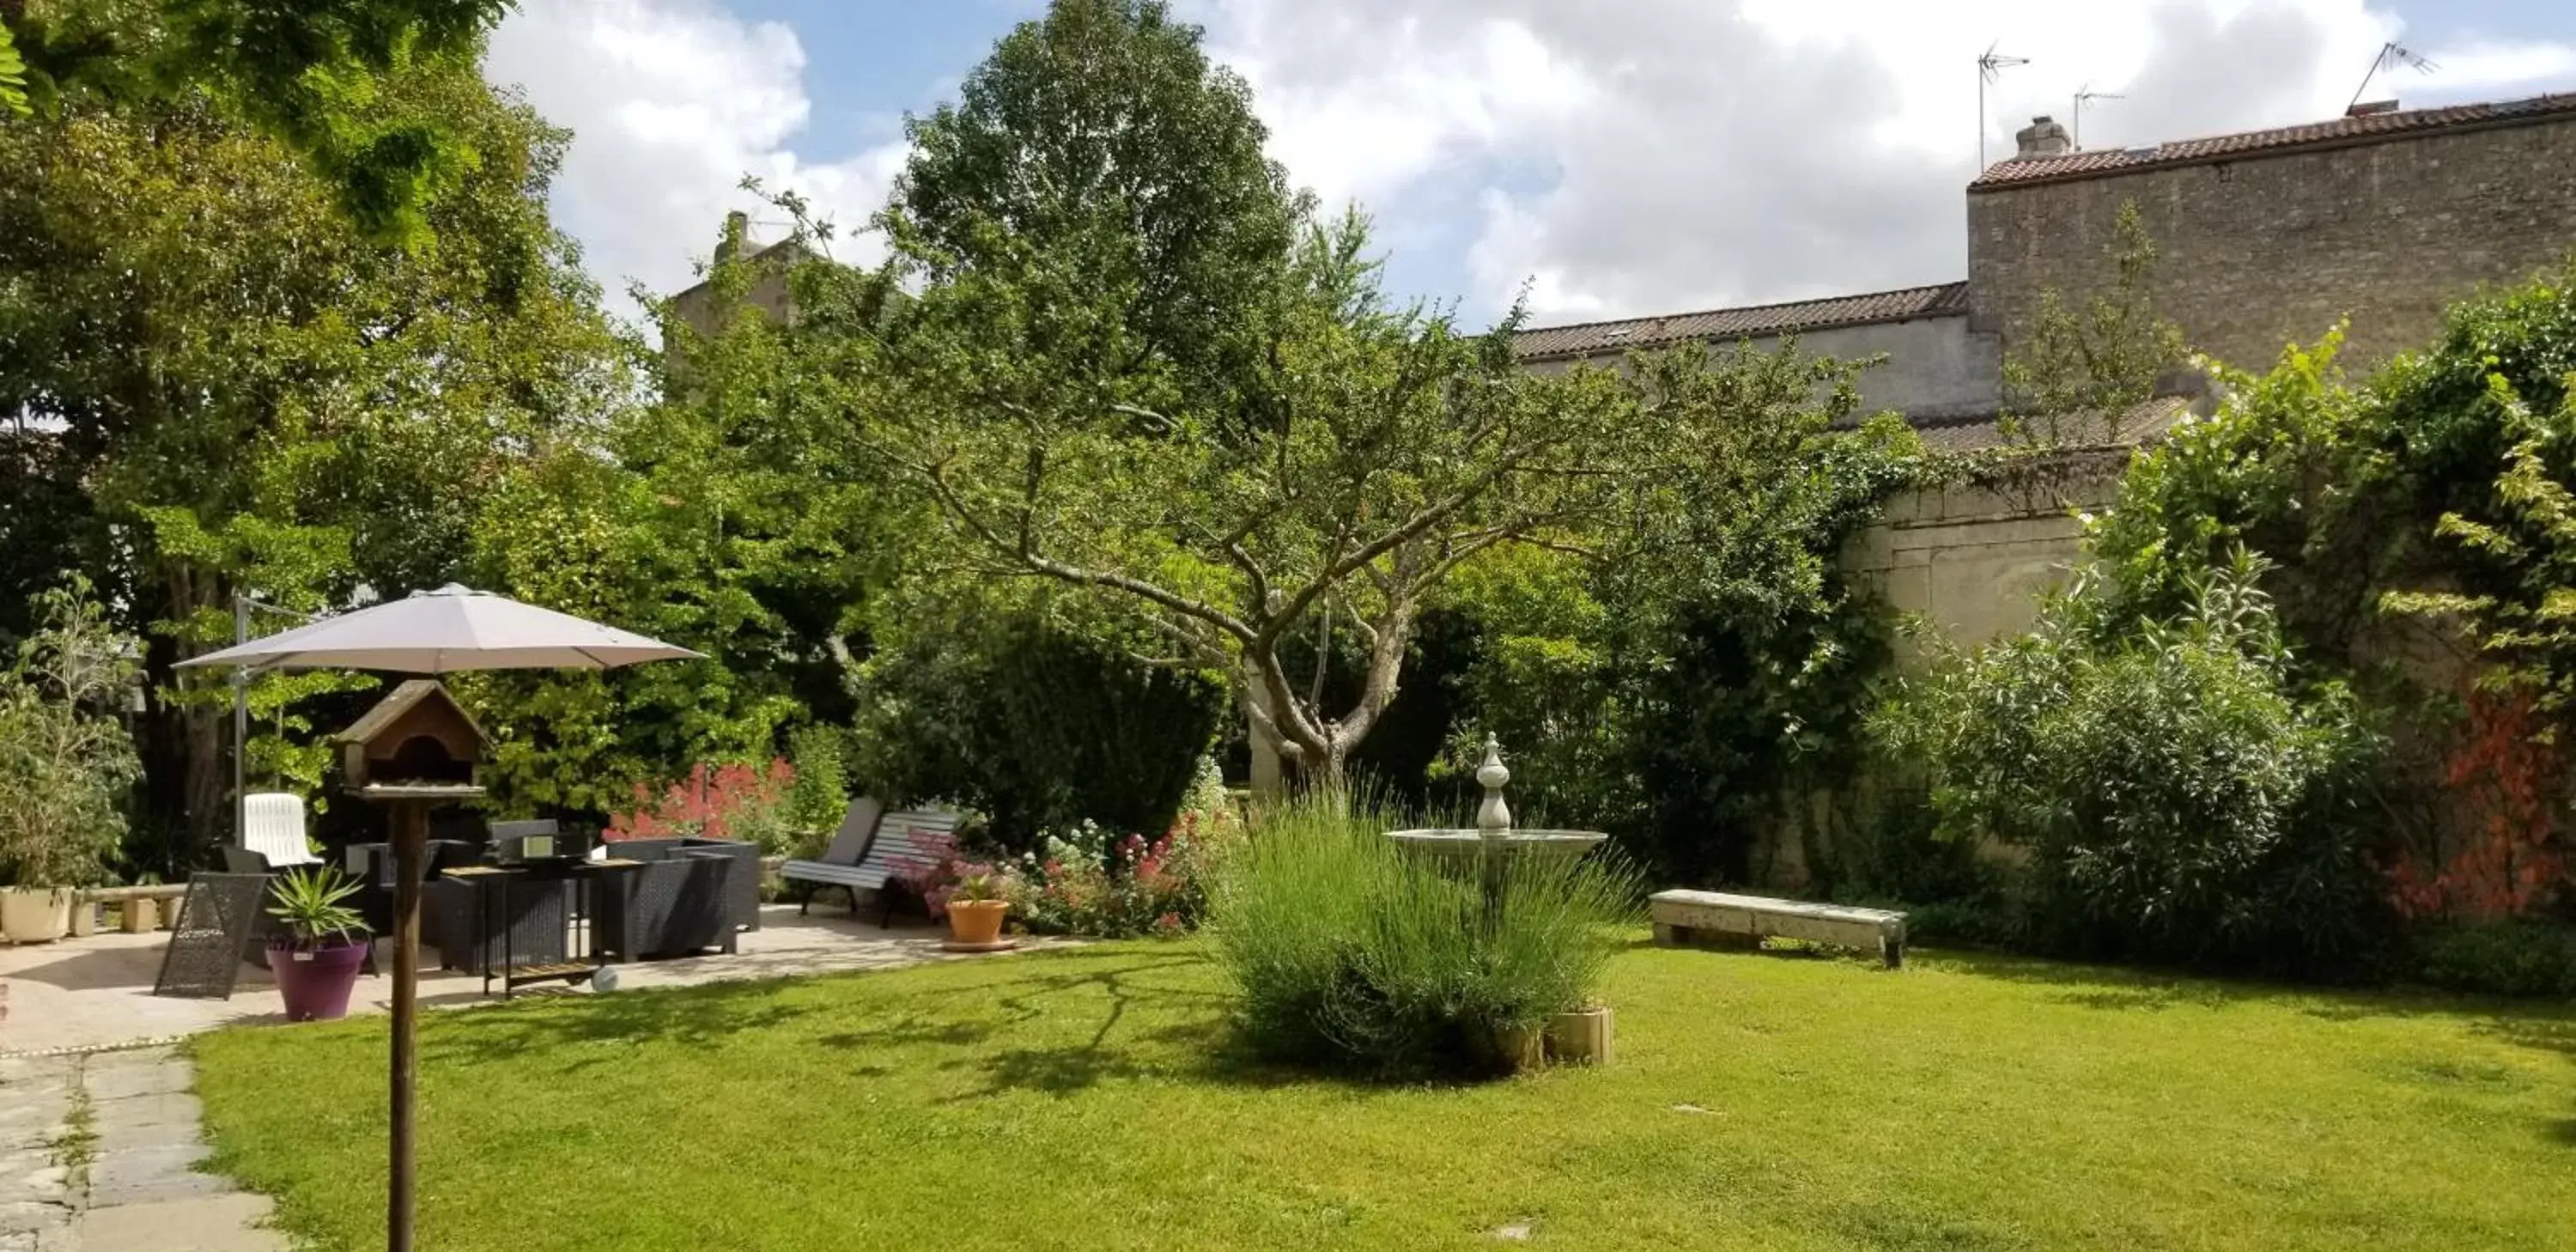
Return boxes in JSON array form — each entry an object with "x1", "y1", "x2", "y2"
[{"x1": 1246, "y1": 682, "x2": 1286, "y2": 798}]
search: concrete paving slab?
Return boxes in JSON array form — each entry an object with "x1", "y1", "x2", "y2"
[
  {"x1": 78, "y1": 1065, "x2": 188, "y2": 1103},
  {"x1": 1, "y1": 905, "x2": 1017, "y2": 1054},
  {"x1": 84, "y1": 1093, "x2": 200, "y2": 1154},
  {"x1": 0, "y1": 1103, "x2": 70, "y2": 1154},
  {"x1": 0, "y1": 1153, "x2": 64, "y2": 1208},
  {"x1": 0, "y1": 1201, "x2": 63, "y2": 1236},
  {"x1": 79, "y1": 1193, "x2": 286, "y2": 1250},
  {"x1": 84, "y1": 1143, "x2": 216, "y2": 1208},
  {"x1": 0, "y1": 1060, "x2": 71, "y2": 1086}
]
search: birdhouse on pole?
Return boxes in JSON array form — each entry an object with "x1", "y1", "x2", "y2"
[{"x1": 334, "y1": 680, "x2": 488, "y2": 789}]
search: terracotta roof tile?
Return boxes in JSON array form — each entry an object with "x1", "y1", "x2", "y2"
[
  {"x1": 1892, "y1": 396, "x2": 2194, "y2": 453},
  {"x1": 1513, "y1": 282, "x2": 1970, "y2": 361},
  {"x1": 1971, "y1": 92, "x2": 2576, "y2": 190}
]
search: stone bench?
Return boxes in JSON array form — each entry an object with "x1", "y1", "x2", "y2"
[
  {"x1": 1649, "y1": 890, "x2": 1907, "y2": 969},
  {"x1": 82, "y1": 884, "x2": 189, "y2": 933}
]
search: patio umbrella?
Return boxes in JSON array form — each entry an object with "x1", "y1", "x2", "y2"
[
  {"x1": 180, "y1": 583, "x2": 702, "y2": 673},
  {"x1": 178, "y1": 583, "x2": 700, "y2": 1252}
]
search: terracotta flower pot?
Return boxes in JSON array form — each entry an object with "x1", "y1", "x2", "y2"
[
  {"x1": 947, "y1": 899, "x2": 1009, "y2": 945},
  {"x1": 270, "y1": 938, "x2": 370, "y2": 1022}
]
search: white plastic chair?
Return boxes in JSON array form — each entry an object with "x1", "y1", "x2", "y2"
[{"x1": 240, "y1": 792, "x2": 322, "y2": 867}]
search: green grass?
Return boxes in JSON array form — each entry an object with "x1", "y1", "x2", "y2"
[{"x1": 192, "y1": 939, "x2": 2576, "y2": 1251}]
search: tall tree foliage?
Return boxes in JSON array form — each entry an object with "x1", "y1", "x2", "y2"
[
  {"x1": 1452, "y1": 344, "x2": 1926, "y2": 880},
  {"x1": 877, "y1": 203, "x2": 1643, "y2": 784},
  {"x1": 890, "y1": 0, "x2": 1309, "y2": 430},
  {"x1": 862, "y1": 0, "x2": 1670, "y2": 784},
  {"x1": 3, "y1": 0, "x2": 519, "y2": 242},
  {"x1": 0, "y1": 59, "x2": 620, "y2": 860},
  {"x1": 459, "y1": 226, "x2": 907, "y2": 817}
]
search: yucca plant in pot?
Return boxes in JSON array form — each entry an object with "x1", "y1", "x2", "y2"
[
  {"x1": 266, "y1": 866, "x2": 372, "y2": 1021},
  {"x1": 944, "y1": 862, "x2": 1011, "y2": 945}
]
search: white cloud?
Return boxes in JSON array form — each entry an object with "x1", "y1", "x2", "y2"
[
  {"x1": 484, "y1": 0, "x2": 907, "y2": 322},
  {"x1": 1194, "y1": 0, "x2": 2576, "y2": 324},
  {"x1": 495, "y1": 0, "x2": 2575, "y2": 329}
]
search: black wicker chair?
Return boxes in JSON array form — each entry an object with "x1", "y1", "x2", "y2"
[
  {"x1": 600, "y1": 836, "x2": 761, "y2": 933},
  {"x1": 594, "y1": 852, "x2": 737, "y2": 961}
]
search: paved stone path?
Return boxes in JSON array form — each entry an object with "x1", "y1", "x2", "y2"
[{"x1": 0, "y1": 1047, "x2": 284, "y2": 1251}]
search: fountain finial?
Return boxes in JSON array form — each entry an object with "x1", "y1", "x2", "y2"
[{"x1": 1474, "y1": 735, "x2": 1512, "y2": 835}]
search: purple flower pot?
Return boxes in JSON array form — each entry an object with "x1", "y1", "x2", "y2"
[{"x1": 269, "y1": 939, "x2": 369, "y2": 1022}]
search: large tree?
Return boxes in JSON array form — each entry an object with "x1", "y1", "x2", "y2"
[
  {"x1": 3, "y1": 0, "x2": 519, "y2": 243},
  {"x1": 458, "y1": 228, "x2": 910, "y2": 817},
  {"x1": 865, "y1": 0, "x2": 1861, "y2": 788},
  {"x1": 868, "y1": 187, "x2": 1647, "y2": 784},
  {"x1": 889, "y1": 0, "x2": 1310, "y2": 434},
  {"x1": 0, "y1": 58, "x2": 620, "y2": 860}
]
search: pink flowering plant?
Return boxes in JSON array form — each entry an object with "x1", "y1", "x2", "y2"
[
  {"x1": 1005, "y1": 804, "x2": 1238, "y2": 938},
  {"x1": 883, "y1": 828, "x2": 963, "y2": 918},
  {"x1": 604, "y1": 758, "x2": 798, "y2": 853}
]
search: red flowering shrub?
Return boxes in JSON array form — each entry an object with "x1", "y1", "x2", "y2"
[
  {"x1": 605, "y1": 759, "x2": 798, "y2": 853},
  {"x1": 2387, "y1": 693, "x2": 2568, "y2": 922}
]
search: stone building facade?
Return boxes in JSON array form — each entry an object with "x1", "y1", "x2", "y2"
[
  {"x1": 1968, "y1": 94, "x2": 2576, "y2": 373},
  {"x1": 1516, "y1": 90, "x2": 2576, "y2": 649},
  {"x1": 1513, "y1": 91, "x2": 2576, "y2": 886}
]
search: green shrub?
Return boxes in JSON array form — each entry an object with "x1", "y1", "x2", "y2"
[
  {"x1": 1209, "y1": 793, "x2": 1640, "y2": 1079},
  {"x1": 1874, "y1": 553, "x2": 2391, "y2": 976},
  {"x1": 854, "y1": 606, "x2": 1224, "y2": 851},
  {"x1": 1821, "y1": 792, "x2": 2004, "y2": 911},
  {"x1": 0, "y1": 579, "x2": 142, "y2": 889},
  {"x1": 2410, "y1": 921, "x2": 2576, "y2": 998},
  {"x1": 784, "y1": 725, "x2": 852, "y2": 841}
]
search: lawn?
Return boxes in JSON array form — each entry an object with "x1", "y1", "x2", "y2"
[{"x1": 192, "y1": 939, "x2": 2576, "y2": 1251}]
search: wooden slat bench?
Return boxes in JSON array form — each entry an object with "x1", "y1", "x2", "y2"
[
  {"x1": 1649, "y1": 890, "x2": 1907, "y2": 969},
  {"x1": 782, "y1": 806, "x2": 961, "y2": 926}
]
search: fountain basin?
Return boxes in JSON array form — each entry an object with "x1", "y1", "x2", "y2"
[{"x1": 1386, "y1": 829, "x2": 1607, "y2": 859}]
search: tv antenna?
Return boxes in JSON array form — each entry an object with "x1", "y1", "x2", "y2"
[
  {"x1": 2347, "y1": 41, "x2": 2437, "y2": 112},
  {"x1": 1978, "y1": 42, "x2": 2031, "y2": 168},
  {"x1": 2073, "y1": 85, "x2": 2124, "y2": 149}
]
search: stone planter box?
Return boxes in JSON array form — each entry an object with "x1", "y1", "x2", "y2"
[
  {"x1": 1546, "y1": 1005, "x2": 1614, "y2": 1067},
  {"x1": 1, "y1": 887, "x2": 75, "y2": 944}
]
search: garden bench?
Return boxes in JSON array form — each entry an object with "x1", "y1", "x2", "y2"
[
  {"x1": 781, "y1": 802, "x2": 960, "y2": 926},
  {"x1": 82, "y1": 883, "x2": 188, "y2": 933},
  {"x1": 1649, "y1": 889, "x2": 1907, "y2": 969}
]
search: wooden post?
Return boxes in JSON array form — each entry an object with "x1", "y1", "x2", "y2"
[{"x1": 389, "y1": 799, "x2": 425, "y2": 1252}]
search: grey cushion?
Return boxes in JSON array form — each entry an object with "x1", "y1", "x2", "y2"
[{"x1": 819, "y1": 798, "x2": 884, "y2": 865}]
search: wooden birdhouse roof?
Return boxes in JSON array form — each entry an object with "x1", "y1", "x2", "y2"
[{"x1": 331, "y1": 679, "x2": 487, "y2": 745}]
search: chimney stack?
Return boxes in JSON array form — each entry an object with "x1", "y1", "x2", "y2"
[
  {"x1": 716, "y1": 210, "x2": 749, "y2": 266},
  {"x1": 2014, "y1": 115, "x2": 2072, "y2": 159}
]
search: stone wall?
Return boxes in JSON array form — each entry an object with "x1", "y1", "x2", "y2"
[
  {"x1": 1968, "y1": 112, "x2": 2576, "y2": 373},
  {"x1": 1840, "y1": 465, "x2": 2121, "y2": 663}
]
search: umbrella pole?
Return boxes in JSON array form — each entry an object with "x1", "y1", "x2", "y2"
[{"x1": 389, "y1": 799, "x2": 426, "y2": 1252}]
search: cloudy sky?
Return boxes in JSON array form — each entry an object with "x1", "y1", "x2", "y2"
[{"x1": 483, "y1": 0, "x2": 2576, "y2": 328}]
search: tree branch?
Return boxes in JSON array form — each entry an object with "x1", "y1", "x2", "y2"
[{"x1": 918, "y1": 460, "x2": 1261, "y2": 645}]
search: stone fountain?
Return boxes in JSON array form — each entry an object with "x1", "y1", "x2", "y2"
[
  {"x1": 1386, "y1": 735, "x2": 1618, "y2": 1067},
  {"x1": 1387, "y1": 735, "x2": 1607, "y2": 862}
]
